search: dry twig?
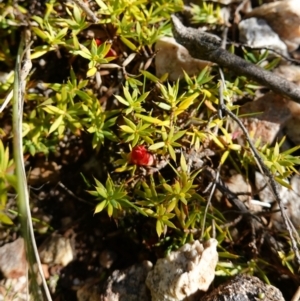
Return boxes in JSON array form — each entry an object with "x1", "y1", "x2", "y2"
[
  {"x1": 72, "y1": 0, "x2": 99, "y2": 23},
  {"x1": 171, "y1": 14, "x2": 300, "y2": 104}
]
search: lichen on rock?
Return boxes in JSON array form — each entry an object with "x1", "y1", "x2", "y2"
[
  {"x1": 146, "y1": 239, "x2": 218, "y2": 301},
  {"x1": 201, "y1": 274, "x2": 285, "y2": 301}
]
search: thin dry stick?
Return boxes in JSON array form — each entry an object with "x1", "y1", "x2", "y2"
[
  {"x1": 225, "y1": 108, "x2": 300, "y2": 266},
  {"x1": 200, "y1": 167, "x2": 219, "y2": 240},
  {"x1": 72, "y1": 0, "x2": 99, "y2": 23},
  {"x1": 201, "y1": 26, "x2": 228, "y2": 240},
  {"x1": 217, "y1": 25, "x2": 229, "y2": 119},
  {"x1": 204, "y1": 165, "x2": 265, "y2": 256},
  {"x1": 58, "y1": 182, "x2": 93, "y2": 205},
  {"x1": 171, "y1": 14, "x2": 300, "y2": 104}
]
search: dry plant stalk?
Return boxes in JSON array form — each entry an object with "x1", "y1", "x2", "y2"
[{"x1": 13, "y1": 29, "x2": 52, "y2": 301}]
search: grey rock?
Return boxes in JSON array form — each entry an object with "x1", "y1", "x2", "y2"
[
  {"x1": 201, "y1": 274, "x2": 285, "y2": 301},
  {"x1": 100, "y1": 261, "x2": 153, "y2": 301},
  {"x1": 0, "y1": 238, "x2": 27, "y2": 279},
  {"x1": 146, "y1": 239, "x2": 218, "y2": 301},
  {"x1": 0, "y1": 239, "x2": 27, "y2": 300},
  {"x1": 255, "y1": 172, "x2": 300, "y2": 230},
  {"x1": 39, "y1": 234, "x2": 74, "y2": 267},
  {"x1": 245, "y1": 0, "x2": 300, "y2": 52},
  {"x1": 239, "y1": 18, "x2": 288, "y2": 57}
]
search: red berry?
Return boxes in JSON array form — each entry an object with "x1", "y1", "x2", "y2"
[
  {"x1": 94, "y1": 39, "x2": 117, "y2": 57},
  {"x1": 95, "y1": 38, "x2": 102, "y2": 46},
  {"x1": 130, "y1": 145, "x2": 154, "y2": 166}
]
